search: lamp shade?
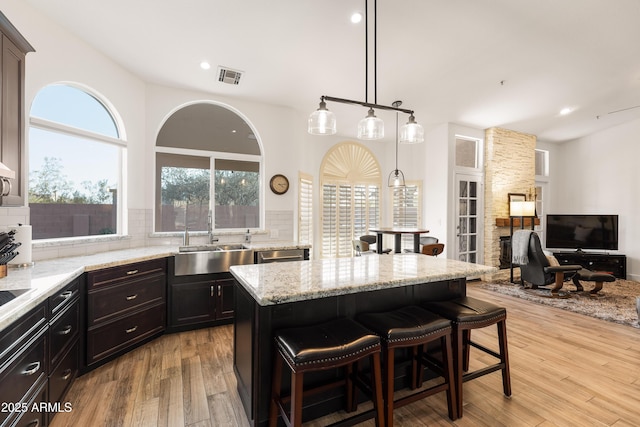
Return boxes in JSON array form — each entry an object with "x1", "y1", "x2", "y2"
[
  {"x1": 510, "y1": 200, "x2": 536, "y2": 217},
  {"x1": 357, "y1": 108, "x2": 384, "y2": 140},
  {"x1": 308, "y1": 100, "x2": 336, "y2": 135},
  {"x1": 399, "y1": 114, "x2": 424, "y2": 144}
]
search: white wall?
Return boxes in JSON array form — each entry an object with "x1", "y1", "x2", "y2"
[{"x1": 551, "y1": 118, "x2": 640, "y2": 280}]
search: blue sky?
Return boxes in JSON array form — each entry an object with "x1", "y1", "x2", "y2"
[{"x1": 29, "y1": 85, "x2": 120, "y2": 193}]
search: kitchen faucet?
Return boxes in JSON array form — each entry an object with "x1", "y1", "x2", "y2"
[{"x1": 207, "y1": 210, "x2": 218, "y2": 243}]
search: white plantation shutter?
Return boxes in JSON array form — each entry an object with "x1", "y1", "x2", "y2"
[
  {"x1": 298, "y1": 173, "x2": 313, "y2": 248},
  {"x1": 337, "y1": 185, "x2": 353, "y2": 257},
  {"x1": 322, "y1": 184, "x2": 337, "y2": 258},
  {"x1": 392, "y1": 183, "x2": 421, "y2": 251},
  {"x1": 320, "y1": 142, "x2": 382, "y2": 258}
]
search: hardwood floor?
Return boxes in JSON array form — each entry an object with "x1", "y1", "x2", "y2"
[{"x1": 51, "y1": 283, "x2": 640, "y2": 427}]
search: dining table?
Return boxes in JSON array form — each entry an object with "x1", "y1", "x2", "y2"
[{"x1": 369, "y1": 227, "x2": 431, "y2": 253}]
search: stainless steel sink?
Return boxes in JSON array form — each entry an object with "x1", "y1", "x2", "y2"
[{"x1": 174, "y1": 246, "x2": 254, "y2": 275}]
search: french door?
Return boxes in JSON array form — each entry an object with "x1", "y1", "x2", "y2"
[{"x1": 455, "y1": 174, "x2": 484, "y2": 264}]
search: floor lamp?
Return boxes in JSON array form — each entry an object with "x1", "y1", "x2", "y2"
[{"x1": 510, "y1": 200, "x2": 536, "y2": 283}]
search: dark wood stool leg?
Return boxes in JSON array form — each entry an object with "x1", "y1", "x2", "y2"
[
  {"x1": 290, "y1": 371, "x2": 304, "y2": 427},
  {"x1": 462, "y1": 329, "x2": 471, "y2": 372},
  {"x1": 497, "y1": 319, "x2": 512, "y2": 397},
  {"x1": 440, "y1": 333, "x2": 458, "y2": 420},
  {"x1": 370, "y1": 352, "x2": 385, "y2": 427},
  {"x1": 384, "y1": 347, "x2": 395, "y2": 427},
  {"x1": 269, "y1": 352, "x2": 283, "y2": 427},
  {"x1": 454, "y1": 326, "x2": 465, "y2": 418},
  {"x1": 346, "y1": 362, "x2": 355, "y2": 412}
]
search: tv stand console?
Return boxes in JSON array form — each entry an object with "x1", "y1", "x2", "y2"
[{"x1": 553, "y1": 252, "x2": 626, "y2": 279}]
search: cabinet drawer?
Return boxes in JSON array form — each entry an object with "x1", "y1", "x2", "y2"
[
  {"x1": 50, "y1": 299, "x2": 79, "y2": 368},
  {"x1": 0, "y1": 329, "x2": 47, "y2": 427},
  {"x1": 49, "y1": 277, "x2": 80, "y2": 318},
  {"x1": 10, "y1": 377, "x2": 47, "y2": 427},
  {"x1": 87, "y1": 303, "x2": 166, "y2": 365},
  {"x1": 88, "y1": 274, "x2": 166, "y2": 326},
  {"x1": 49, "y1": 341, "x2": 78, "y2": 406},
  {"x1": 0, "y1": 303, "x2": 47, "y2": 369},
  {"x1": 86, "y1": 258, "x2": 167, "y2": 290}
]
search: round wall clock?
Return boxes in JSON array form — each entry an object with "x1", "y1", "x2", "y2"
[{"x1": 269, "y1": 174, "x2": 289, "y2": 195}]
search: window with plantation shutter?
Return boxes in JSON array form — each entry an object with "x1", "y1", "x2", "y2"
[
  {"x1": 298, "y1": 173, "x2": 313, "y2": 250},
  {"x1": 391, "y1": 182, "x2": 422, "y2": 251},
  {"x1": 320, "y1": 142, "x2": 381, "y2": 258}
]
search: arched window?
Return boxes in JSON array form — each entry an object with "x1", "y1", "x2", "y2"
[
  {"x1": 29, "y1": 84, "x2": 125, "y2": 240},
  {"x1": 154, "y1": 102, "x2": 262, "y2": 233},
  {"x1": 320, "y1": 142, "x2": 381, "y2": 258}
]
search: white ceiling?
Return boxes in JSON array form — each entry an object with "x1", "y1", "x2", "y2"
[{"x1": 25, "y1": 0, "x2": 640, "y2": 143}]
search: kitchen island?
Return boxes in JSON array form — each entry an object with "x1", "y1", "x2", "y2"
[{"x1": 230, "y1": 254, "x2": 496, "y2": 427}]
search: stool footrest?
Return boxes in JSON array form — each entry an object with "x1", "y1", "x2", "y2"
[{"x1": 469, "y1": 340, "x2": 501, "y2": 360}]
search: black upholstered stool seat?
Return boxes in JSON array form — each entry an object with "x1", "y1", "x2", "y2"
[
  {"x1": 275, "y1": 318, "x2": 381, "y2": 370},
  {"x1": 423, "y1": 296, "x2": 511, "y2": 418},
  {"x1": 269, "y1": 318, "x2": 384, "y2": 427},
  {"x1": 357, "y1": 306, "x2": 457, "y2": 426},
  {"x1": 424, "y1": 296, "x2": 507, "y2": 325}
]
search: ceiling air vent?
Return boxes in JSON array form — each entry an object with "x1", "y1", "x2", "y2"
[{"x1": 218, "y1": 67, "x2": 243, "y2": 85}]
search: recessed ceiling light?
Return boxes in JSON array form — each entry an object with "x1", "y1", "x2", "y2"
[
  {"x1": 351, "y1": 12, "x2": 363, "y2": 23},
  {"x1": 200, "y1": 61, "x2": 211, "y2": 70},
  {"x1": 560, "y1": 107, "x2": 572, "y2": 115}
]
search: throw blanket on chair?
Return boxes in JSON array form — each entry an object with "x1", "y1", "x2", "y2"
[{"x1": 511, "y1": 230, "x2": 533, "y2": 265}]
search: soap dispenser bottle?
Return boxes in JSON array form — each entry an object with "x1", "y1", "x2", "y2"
[
  {"x1": 244, "y1": 229, "x2": 251, "y2": 243},
  {"x1": 183, "y1": 227, "x2": 190, "y2": 246}
]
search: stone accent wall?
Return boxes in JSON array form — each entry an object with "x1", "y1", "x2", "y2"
[{"x1": 484, "y1": 127, "x2": 536, "y2": 268}]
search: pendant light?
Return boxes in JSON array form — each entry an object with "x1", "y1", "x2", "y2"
[
  {"x1": 307, "y1": 0, "x2": 424, "y2": 142},
  {"x1": 399, "y1": 113, "x2": 424, "y2": 144},
  {"x1": 388, "y1": 101, "x2": 406, "y2": 187},
  {"x1": 358, "y1": 108, "x2": 384, "y2": 140},
  {"x1": 308, "y1": 98, "x2": 336, "y2": 135}
]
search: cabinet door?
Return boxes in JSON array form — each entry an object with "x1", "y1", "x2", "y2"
[
  {"x1": 170, "y1": 280, "x2": 216, "y2": 327},
  {"x1": 216, "y1": 278, "x2": 235, "y2": 320},
  {"x1": 1, "y1": 35, "x2": 26, "y2": 206}
]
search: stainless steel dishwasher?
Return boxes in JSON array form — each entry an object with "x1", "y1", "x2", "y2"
[{"x1": 255, "y1": 248, "x2": 306, "y2": 263}]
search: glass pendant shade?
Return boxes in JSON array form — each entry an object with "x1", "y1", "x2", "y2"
[
  {"x1": 308, "y1": 100, "x2": 336, "y2": 135},
  {"x1": 387, "y1": 169, "x2": 405, "y2": 187},
  {"x1": 399, "y1": 114, "x2": 424, "y2": 144},
  {"x1": 357, "y1": 108, "x2": 384, "y2": 140}
]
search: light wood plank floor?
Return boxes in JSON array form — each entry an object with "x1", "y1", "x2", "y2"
[{"x1": 51, "y1": 283, "x2": 640, "y2": 427}]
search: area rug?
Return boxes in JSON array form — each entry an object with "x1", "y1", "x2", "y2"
[{"x1": 477, "y1": 278, "x2": 640, "y2": 328}]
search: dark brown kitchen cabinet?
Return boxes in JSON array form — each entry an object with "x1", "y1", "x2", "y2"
[
  {"x1": 0, "y1": 301, "x2": 48, "y2": 427},
  {"x1": 0, "y1": 13, "x2": 34, "y2": 206},
  {"x1": 85, "y1": 258, "x2": 167, "y2": 369},
  {"x1": 168, "y1": 272, "x2": 235, "y2": 332},
  {"x1": 47, "y1": 277, "x2": 80, "y2": 424}
]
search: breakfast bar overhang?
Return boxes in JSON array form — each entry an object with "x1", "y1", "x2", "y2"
[{"x1": 230, "y1": 254, "x2": 496, "y2": 427}]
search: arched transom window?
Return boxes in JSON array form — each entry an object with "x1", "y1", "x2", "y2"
[{"x1": 320, "y1": 142, "x2": 381, "y2": 258}]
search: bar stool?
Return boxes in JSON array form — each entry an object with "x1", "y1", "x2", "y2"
[
  {"x1": 269, "y1": 317, "x2": 385, "y2": 427},
  {"x1": 356, "y1": 306, "x2": 457, "y2": 427},
  {"x1": 423, "y1": 296, "x2": 511, "y2": 418}
]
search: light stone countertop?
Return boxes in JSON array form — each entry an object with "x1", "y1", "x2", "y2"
[
  {"x1": 0, "y1": 241, "x2": 309, "y2": 333},
  {"x1": 230, "y1": 253, "x2": 497, "y2": 306}
]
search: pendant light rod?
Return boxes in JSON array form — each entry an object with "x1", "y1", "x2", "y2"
[{"x1": 319, "y1": 95, "x2": 415, "y2": 115}]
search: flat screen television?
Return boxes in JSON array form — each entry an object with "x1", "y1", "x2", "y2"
[{"x1": 545, "y1": 214, "x2": 619, "y2": 251}]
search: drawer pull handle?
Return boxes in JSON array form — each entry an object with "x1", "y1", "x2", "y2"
[
  {"x1": 126, "y1": 294, "x2": 138, "y2": 301},
  {"x1": 126, "y1": 326, "x2": 138, "y2": 334},
  {"x1": 60, "y1": 290, "x2": 73, "y2": 299},
  {"x1": 61, "y1": 368, "x2": 72, "y2": 381},
  {"x1": 22, "y1": 361, "x2": 41, "y2": 376},
  {"x1": 126, "y1": 269, "x2": 139, "y2": 275},
  {"x1": 58, "y1": 325, "x2": 73, "y2": 335}
]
